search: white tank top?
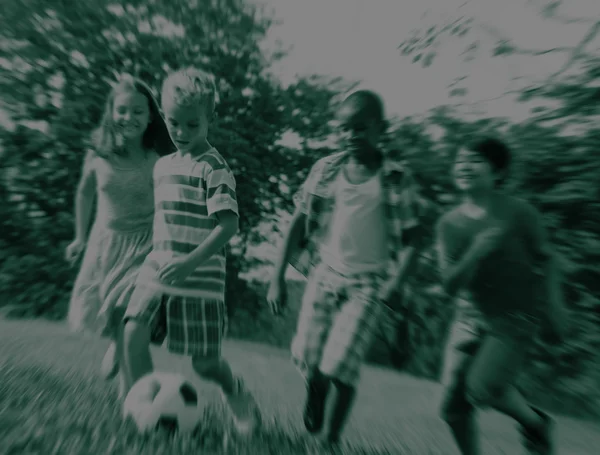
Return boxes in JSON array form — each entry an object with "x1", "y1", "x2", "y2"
[{"x1": 320, "y1": 169, "x2": 389, "y2": 275}]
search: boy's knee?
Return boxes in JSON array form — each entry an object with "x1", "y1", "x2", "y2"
[
  {"x1": 465, "y1": 374, "x2": 505, "y2": 408},
  {"x1": 191, "y1": 355, "x2": 221, "y2": 377}
]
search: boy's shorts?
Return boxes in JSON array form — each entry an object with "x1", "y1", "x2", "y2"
[
  {"x1": 291, "y1": 263, "x2": 385, "y2": 386},
  {"x1": 124, "y1": 286, "x2": 228, "y2": 358},
  {"x1": 440, "y1": 312, "x2": 538, "y2": 418}
]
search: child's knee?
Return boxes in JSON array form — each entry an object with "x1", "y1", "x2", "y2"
[
  {"x1": 465, "y1": 373, "x2": 505, "y2": 408},
  {"x1": 191, "y1": 355, "x2": 222, "y2": 378}
]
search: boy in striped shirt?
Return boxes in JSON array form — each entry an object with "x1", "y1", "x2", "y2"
[{"x1": 123, "y1": 68, "x2": 260, "y2": 434}]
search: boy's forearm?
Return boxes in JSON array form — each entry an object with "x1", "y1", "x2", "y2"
[
  {"x1": 273, "y1": 212, "x2": 306, "y2": 282},
  {"x1": 187, "y1": 219, "x2": 238, "y2": 267}
]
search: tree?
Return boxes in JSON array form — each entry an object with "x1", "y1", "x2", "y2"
[
  {"x1": 393, "y1": 0, "x2": 600, "y2": 415},
  {"x1": 0, "y1": 0, "x2": 348, "y2": 318}
]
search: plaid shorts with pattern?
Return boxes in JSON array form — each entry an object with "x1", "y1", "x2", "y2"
[
  {"x1": 125, "y1": 288, "x2": 228, "y2": 358},
  {"x1": 291, "y1": 263, "x2": 386, "y2": 386}
]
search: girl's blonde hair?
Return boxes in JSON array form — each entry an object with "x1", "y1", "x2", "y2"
[{"x1": 91, "y1": 75, "x2": 176, "y2": 158}]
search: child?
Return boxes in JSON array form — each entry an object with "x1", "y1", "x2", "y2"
[
  {"x1": 66, "y1": 75, "x2": 174, "y2": 397},
  {"x1": 267, "y1": 90, "x2": 429, "y2": 445},
  {"x1": 435, "y1": 138, "x2": 569, "y2": 455},
  {"x1": 122, "y1": 68, "x2": 260, "y2": 435}
]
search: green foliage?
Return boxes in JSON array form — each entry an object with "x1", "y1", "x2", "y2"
[
  {"x1": 2, "y1": 0, "x2": 600, "y2": 418},
  {"x1": 0, "y1": 0, "x2": 343, "y2": 316}
]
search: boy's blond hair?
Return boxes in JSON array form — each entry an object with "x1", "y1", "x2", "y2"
[{"x1": 161, "y1": 67, "x2": 217, "y2": 114}]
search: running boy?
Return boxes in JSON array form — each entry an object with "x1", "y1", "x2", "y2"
[
  {"x1": 268, "y1": 90, "x2": 429, "y2": 445},
  {"x1": 122, "y1": 68, "x2": 259, "y2": 434},
  {"x1": 436, "y1": 138, "x2": 568, "y2": 455}
]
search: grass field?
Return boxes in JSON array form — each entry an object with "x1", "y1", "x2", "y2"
[{"x1": 0, "y1": 318, "x2": 599, "y2": 454}]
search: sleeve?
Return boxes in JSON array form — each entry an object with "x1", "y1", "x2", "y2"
[
  {"x1": 205, "y1": 161, "x2": 239, "y2": 218},
  {"x1": 292, "y1": 160, "x2": 321, "y2": 215},
  {"x1": 519, "y1": 201, "x2": 552, "y2": 262}
]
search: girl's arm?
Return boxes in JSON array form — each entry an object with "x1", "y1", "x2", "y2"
[{"x1": 73, "y1": 150, "x2": 97, "y2": 242}]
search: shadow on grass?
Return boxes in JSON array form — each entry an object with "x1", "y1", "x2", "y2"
[{"x1": 0, "y1": 362, "x2": 403, "y2": 455}]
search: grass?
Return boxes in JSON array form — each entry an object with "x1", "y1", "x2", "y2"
[{"x1": 1, "y1": 318, "x2": 599, "y2": 454}]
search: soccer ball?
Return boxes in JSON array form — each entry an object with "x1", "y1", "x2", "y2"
[{"x1": 123, "y1": 372, "x2": 202, "y2": 434}]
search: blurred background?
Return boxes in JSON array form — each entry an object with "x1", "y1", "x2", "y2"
[{"x1": 1, "y1": 0, "x2": 599, "y2": 420}]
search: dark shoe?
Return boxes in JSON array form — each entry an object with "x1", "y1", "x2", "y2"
[
  {"x1": 303, "y1": 372, "x2": 330, "y2": 433},
  {"x1": 520, "y1": 408, "x2": 555, "y2": 455},
  {"x1": 326, "y1": 380, "x2": 356, "y2": 444}
]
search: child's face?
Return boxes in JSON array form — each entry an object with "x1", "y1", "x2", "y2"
[
  {"x1": 453, "y1": 148, "x2": 496, "y2": 191},
  {"x1": 112, "y1": 90, "x2": 151, "y2": 141},
  {"x1": 336, "y1": 102, "x2": 383, "y2": 159},
  {"x1": 162, "y1": 101, "x2": 210, "y2": 152}
]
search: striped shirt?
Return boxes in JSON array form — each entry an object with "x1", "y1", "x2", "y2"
[{"x1": 137, "y1": 148, "x2": 238, "y2": 300}]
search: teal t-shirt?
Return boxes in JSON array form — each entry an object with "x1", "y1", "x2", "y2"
[{"x1": 436, "y1": 194, "x2": 550, "y2": 321}]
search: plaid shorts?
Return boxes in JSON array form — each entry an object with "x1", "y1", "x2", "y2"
[
  {"x1": 291, "y1": 263, "x2": 385, "y2": 386},
  {"x1": 124, "y1": 287, "x2": 228, "y2": 358}
]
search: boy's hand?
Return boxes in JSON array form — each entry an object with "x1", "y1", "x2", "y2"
[
  {"x1": 267, "y1": 277, "x2": 287, "y2": 316},
  {"x1": 158, "y1": 256, "x2": 197, "y2": 285},
  {"x1": 471, "y1": 227, "x2": 505, "y2": 259}
]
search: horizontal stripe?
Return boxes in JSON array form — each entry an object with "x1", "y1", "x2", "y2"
[
  {"x1": 200, "y1": 152, "x2": 230, "y2": 172},
  {"x1": 153, "y1": 240, "x2": 226, "y2": 257},
  {"x1": 158, "y1": 201, "x2": 209, "y2": 216},
  {"x1": 206, "y1": 168, "x2": 236, "y2": 190},
  {"x1": 153, "y1": 223, "x2": 212, "y2": 246},
  {"x1": 158, "y1": 213, "x2": 216, "y2": 229},
  {"x1": 157, "y1": 173, "x2": 203, "y2": 189},
  {"x1": 206, "y1": 197, "x2": 239, "y2": 217},
  {"x1": 207, "y1": 184, "x2": 237, "y2": 202},
  {"x1": 156, "y1": 185, "x2": 205, "y2": 204}
]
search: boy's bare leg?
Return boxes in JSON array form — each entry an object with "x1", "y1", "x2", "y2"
[
  {"x1": 466, "y1": 335, "x2": 554, "y2": 454},
  {"x1": 122, "y1": 319, "x2": 154, "y2": 393},
  {"x1": 192, "y1": 356, "x2": 259, "y2": 435}
]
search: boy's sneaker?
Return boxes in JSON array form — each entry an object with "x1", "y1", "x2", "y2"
[
  {"x1": 520, "y1": 408, "x2": 555, "y2": 455},
  {"x1": 303, "y1": 374, "x2": 330, "y2": 433},
  {"x1": 222, "y1": 377, "x2": 260, "y2": 435}
]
